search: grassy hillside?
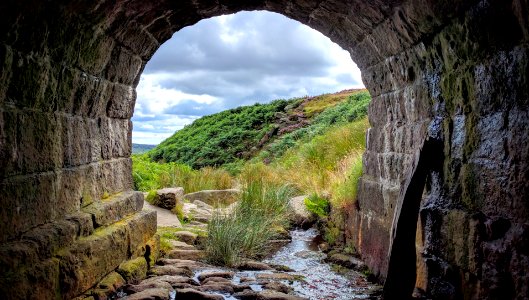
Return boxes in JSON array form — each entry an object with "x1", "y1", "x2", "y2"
[{"x1": 148, "y1": 89, "x2": 366, "y2": 169}]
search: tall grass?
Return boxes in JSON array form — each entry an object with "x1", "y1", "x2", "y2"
[
  {"x1": 205, "y1": 164, "x2": 294, "y2": 266},
  {"x1": 273, "y1": 117, "x2": 368, "y2": 197},
  {"x1": 132, "y1": 154, "x2": 233, "y2": 193}
]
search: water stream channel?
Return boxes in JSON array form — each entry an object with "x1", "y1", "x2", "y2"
[{"x1": 199, "y1": 228, "x2": 380, "y2": 300}]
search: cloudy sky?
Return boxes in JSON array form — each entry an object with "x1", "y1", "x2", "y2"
[{"x1": 132, "y1": 11, "x2": 364, "y2": 145}]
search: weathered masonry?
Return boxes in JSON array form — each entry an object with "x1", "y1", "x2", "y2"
[{"x1": 0, "y1": 0, "x2": 528, "y2": 299}]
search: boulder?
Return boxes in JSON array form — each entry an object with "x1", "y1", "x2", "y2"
[
  {"x1": 176, "y1": 288, "x2": 224, "y2": 300},
  {"x1": 288, "y1": 196, "x2": 316, "y2": 229},
  {"x1": 184, "y1": 189, "x2": 240, "y2": 206},
  {"x1": 152, "y1": 188, "x2": 184, "y2": 210}
]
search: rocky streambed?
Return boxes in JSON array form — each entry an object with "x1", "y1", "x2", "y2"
[{"x1": 112, "y1": 227, "x2": 381, "y2": 300}]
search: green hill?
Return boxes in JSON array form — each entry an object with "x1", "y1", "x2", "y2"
[{"x1": 148, "y1": 89, "x2": 370, "y2": 169}]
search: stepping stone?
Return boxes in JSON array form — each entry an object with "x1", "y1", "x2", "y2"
[
  {"x1": 237, "y1": 260, "x2": 274, "y2": 271},
  {"x1": 167, "y1": 249, "x2": 205, "y2": 261},
  {"x1": 173, "y1": 231, "x2": 197, "y2": 244},
  {"x1": 171, "y1": 240, "x2": 196, "y2": 250},
  {"x1": 176, "y1": 288, "x2": 224, "y2": 300},
  {"x1": 197, "y1": 271, "x2": 235, "y2": 282},
  {"x1": 149, "y1": 265, "x2": 193, "y2": 277},
  {"x1": 123, "y1": 288, "x2": 171, "y2": 300}
]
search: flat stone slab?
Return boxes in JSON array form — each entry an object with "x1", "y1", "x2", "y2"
[
  {"x1": 183, "y1": 189, "x2": 240, "y2": 206},
  {"x1": 83, "y1": 191, "x2": 144, "y2": 227}
]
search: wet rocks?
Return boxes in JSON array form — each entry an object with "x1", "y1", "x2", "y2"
[
  {"x1": 126, "y1": 288, "x2": 170, "y2": 300},
  {"x1": 197, "y1": 271, "x2": 234, "y2": 282},
  {"x1": 237, "y1": 260, "x2": 274, "y2": 271},
  {"x1": 149, "y1": 265, "x2": 193, "y2": 277},
  {"x1": 176, "y1": 288, "x2": 224, "y2": 300},
  {"x1": 326, "y1": 253, "x2": 367, "y2": 271}
]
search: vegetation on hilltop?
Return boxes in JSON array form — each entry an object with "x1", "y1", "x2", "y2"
[{"x1": 148, "y1": 89, "x2": 366, "y2": 169}]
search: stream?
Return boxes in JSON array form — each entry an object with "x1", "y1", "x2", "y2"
[{"x1": 201, "y1": 228, "x2": 381, "y2": 300}]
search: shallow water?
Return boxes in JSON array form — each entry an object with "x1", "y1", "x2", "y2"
[
  {"x1": 199, "y1": 228, "x2": 379, "y2": 300},
  {"x1": 261, "y1": 228, "x2": 377, "y2": 300}
]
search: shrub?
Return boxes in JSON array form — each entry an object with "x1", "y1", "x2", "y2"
[
  {"x1": 304, "y1": 193, "x2": 330, "y2": 217},
  {"x1": 145, "y1": 190, "x2": 157, "y2": 204}
]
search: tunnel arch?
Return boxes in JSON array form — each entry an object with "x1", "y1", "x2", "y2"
[{"x1": 0, "y1": 0, "x2": 528, "y2": 299}]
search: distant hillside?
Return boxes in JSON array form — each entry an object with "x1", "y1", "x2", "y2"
[
  {"x1": 132, "y1": 143, "x2": 156, "y2": 154},
  {"x1": 148, "y1": 89, "x2": 369, "y2": 168}
]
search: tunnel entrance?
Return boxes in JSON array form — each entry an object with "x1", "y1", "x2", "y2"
[{"x1": 1, "y1": 0, "x2": 528, "y2": 299}]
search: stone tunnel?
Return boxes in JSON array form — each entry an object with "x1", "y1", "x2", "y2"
[{"x1": 0, "y1": 0, "x2": 527, "y2": 299}]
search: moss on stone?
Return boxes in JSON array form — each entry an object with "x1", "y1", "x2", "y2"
[{"x1": 117, "y1": 257, "x2": 147, "y2": 283}]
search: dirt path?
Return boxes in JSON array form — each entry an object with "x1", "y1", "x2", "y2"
[{"x1": 143, "y1": 201, "x2": 182, "y2": 227}]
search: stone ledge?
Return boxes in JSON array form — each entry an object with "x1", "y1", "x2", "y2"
[
  {"x1": 57, "y1": 210, "x2": 156, "y2": 299},
  {"x1": 83, "y1": 191, "x2": 144, "y2": 227}
]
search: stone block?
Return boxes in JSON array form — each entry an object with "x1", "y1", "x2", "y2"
[
  {"x1": 105, "y1": 46, "x2": 143, "y2": 85},
  {"x1": 61, "y1": 115, "x2": 102, "y2": 167},
  {"x1": 129, "y1": 210, "x2": 157, "y2": 258},
  {"x1": 100, "y1": 158, "x2": 134, "y2": 193},
  {"x1": 6, "y1": 52, "x2": 50, "y2": 110},
  {"x1": 17, "y1": 110, "x2": 63, "y2": 174},
  {"x1": 0, "y1": 108, "x2": 18, "y2": 178},
  {"x1": 83, "y1": 191, "x2": 144, "y2": 227},
  {"x1": 117, "y1": 256, "x2": 148, "y2": 283},
  {"x1": 112, "y1": 20, "x2": 159, "y2": 59},
  {"x1": 100, "y1": 117, "x2": 132, "y2": 159},
  {"x1": 66, "y1": 212, "x2": 95, "y2": 237},
  {"x1": 58, "y1": 210, "x2": 155, "y2": 299},
  {"x1": 0, "y1": 172, "x2": 57, "y2": 242},
  {"x1": 106, "y1": 83, "x2": 136, "y2": 119},
  {"x1": 0, "y1": 256, "x2": 60, "y2": 300},
  {"x1": 21, "y1": 220, "x2": 77, "y2": 259},
  {"x1": 145, "y1": 233, "x2": 161, "y2": 268},
  {"x1": 71, "y1": 71, "x2": 111, "y2": 118},
  {"x1": 0, "y1": 44, "x2": 13, "y2": 105}
]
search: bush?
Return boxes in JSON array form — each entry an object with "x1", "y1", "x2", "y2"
[
  {"x1": 304, "y1": 193, "x2": 330, "y2": 217},
  {"x1": 205, "y1": 164, "x2": 294, "y2": 266}
]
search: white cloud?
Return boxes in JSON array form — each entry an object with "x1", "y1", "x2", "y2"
[{"x1": 132, "y1": 11, "x2": 364, "y2": 145}]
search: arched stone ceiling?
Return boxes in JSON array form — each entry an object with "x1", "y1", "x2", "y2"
[{"x1": 0, "y1": 0, "x2": 528, "y2": 298}]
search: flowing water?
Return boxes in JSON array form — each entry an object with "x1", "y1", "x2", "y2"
[{"x1": 202, "y1": 228, "x2": 381, "y2": 300}]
